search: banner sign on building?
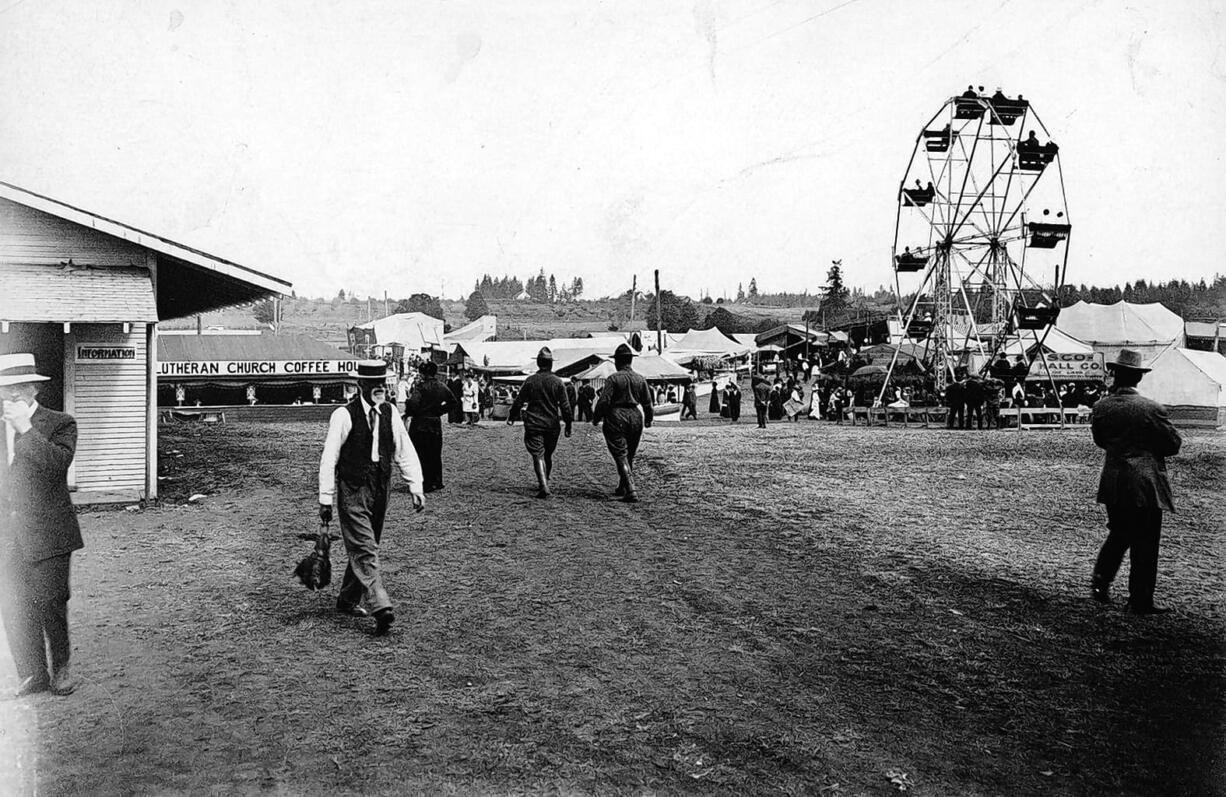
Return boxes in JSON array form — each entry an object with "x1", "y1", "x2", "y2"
[
  {"x1": 76, "y1": 345, "x2": 138, "y2": 362},
  {"x1": 159, "y1": 360, "x2": 359, "y2": 378}
]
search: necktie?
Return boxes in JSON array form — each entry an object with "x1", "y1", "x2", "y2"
[{"x1": 368, "y1": 407, "x2": 380, "y2": 463}]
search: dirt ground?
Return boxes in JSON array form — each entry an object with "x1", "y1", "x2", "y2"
[{"x1": 2, "y1": 414, "x2": 1223, "y2": 796}]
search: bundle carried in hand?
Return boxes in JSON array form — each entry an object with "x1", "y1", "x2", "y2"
[{"x1": 293, "y1": 522, "x2": 333, "y2": 591}]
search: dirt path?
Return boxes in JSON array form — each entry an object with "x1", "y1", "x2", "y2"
[{"x1": 3, "y1": 419, "x2": 1223, "y2": 795}]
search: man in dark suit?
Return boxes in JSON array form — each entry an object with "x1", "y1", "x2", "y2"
[
  {"x1": 0, "y1": 353, "x2": 83, "y2": 697},
  {"x1": 1090, "y1": 349, "x2": 1182, "y2": 614}
]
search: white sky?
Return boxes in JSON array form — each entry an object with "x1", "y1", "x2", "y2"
[{"x1": 2, "y1": 1, "x2": 1223, "y2": 300}]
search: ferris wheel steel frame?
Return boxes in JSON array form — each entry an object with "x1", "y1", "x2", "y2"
[{"x1": 880, "y1": 92, "x2": 1072, "y2": 404}]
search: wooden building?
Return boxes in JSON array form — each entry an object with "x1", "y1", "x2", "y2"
[{"x1": 0, "y1": 181, "x2": 290, "y2": 502}]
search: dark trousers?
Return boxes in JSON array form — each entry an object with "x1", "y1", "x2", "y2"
[
  {"x1": 602, "y1": 408, "x2": 644, "y2": 466},
  {"x1": 964, "y1": 402, "x2": 983, "y2": 429},
  {"x1": 947, "y1": 404, "x2": 964, "y2": 428},
  {"x1": 1094, "y1": 504, "x2": 1163, "y2": 609},
  {"x1": 336, "y1": 470, "x2": 392, "y2": 612},
  {"x1": 1, "y1": 552, "x2": 72, "y2": 681},
  {"x1": 578, "y1": 402, "x2": 593, "y2": 422},
  {"x1": 408, "y1": 416, "x2": 444, "y2": 489},
  {"x1": 756, "y1": 405, "x2": 768, "y2": 428}
]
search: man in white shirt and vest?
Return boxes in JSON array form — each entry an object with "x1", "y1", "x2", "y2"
[{"x1": 318, "y1": 360, "x2": 424, "y2": 635}]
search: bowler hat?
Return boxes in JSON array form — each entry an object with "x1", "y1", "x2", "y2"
[
  {"x1": 614, "y1": 343, "x2": 634, "y2": 359},
  {"x1": 1106, "y1": 348, "x2": 1151, "y2": 373},
  {"x1": 0, "y1": 353, "x2": 51, "y2": 386},
  {"x1": 537, "y1": 346, "x2": 553, "y2": 361},
  {"x1": 355, "y1": 360, "x2": 388, "y2": 381}
]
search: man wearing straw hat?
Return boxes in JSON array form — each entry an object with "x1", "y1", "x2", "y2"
[
  {"x1": 0, "y1": 353, "x2": 82, "y2": 697},
  {"x1": 1089, "y1": 348, "x2": 1182, "y2": 615},
  {"x1": 319, "y1": 360, "x2": 425, "y2": 635},
  {"x1": 592, "y1": 343, "x2": 653, "y2": 502}
]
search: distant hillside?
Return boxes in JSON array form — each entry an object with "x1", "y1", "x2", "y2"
[{"x1": 162, "y1": 296, "x2": 830, "y2": 346}]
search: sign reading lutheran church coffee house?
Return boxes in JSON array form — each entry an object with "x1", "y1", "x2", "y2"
[{"x1": 159, "y1": 359, "x2": 360, "y2": 377}]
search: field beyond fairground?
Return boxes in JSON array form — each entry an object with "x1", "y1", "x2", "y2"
[{"x1": 3, "y1": 418, "x2": 1224, "y2": 796}]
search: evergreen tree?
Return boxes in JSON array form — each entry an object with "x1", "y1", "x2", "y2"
[
  {"x1": 735, "y1": 283, "x2": 745, "y2": 302},
  {"x1": 465, "y1": 290, "x2": 490, "y2": 321},
  {"x1": 748, "y1": 278, "x2": 759, "y2": 299},
  {"x1": 548, "y1": 274, "x2": 558, "y2": 303},
  {"x1": 824, "y1": 260, "x2": 849, "y2": 315}
]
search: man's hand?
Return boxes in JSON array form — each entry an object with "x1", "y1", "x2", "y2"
[
  {"x1": 564, "y1": 425, "x2": 572, "y2": 438},
  {"x1": 1, "y1": 400, "x2": 34, "y2": 434},
  {"x1": 318, "y1": 503, "x2": 333, "y2": 524},
  {"x1": 506, "y1": 418, "x2": 514, "y2": 426},
  {"x1": 411, "y1": 493, "x2": 425, "y2": 512}
]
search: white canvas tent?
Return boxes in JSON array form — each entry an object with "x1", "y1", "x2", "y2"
[
  {"x1": 1001, "y1": 326, "x2": 1094, "y2": 356},
  {"x1": 1142, "y1": 347, "x2": 1226, "y2": 428},
  {"x1": 666, "y1": 327, "x2": 751, "y2": 363},
  {"x1": 357, "y1": 312, "x2": 444, "y2": 352},
  {"x1": 1056, "y1": 301, "x2": 1184, "y2": 365}
]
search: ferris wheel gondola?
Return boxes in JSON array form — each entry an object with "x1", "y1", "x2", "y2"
[{"x1": 881, "y1": 88, "x2": 1072, "y2": 400}]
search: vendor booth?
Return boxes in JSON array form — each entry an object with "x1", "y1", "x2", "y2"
[
  {"x1": 0, "y1": 181, "x2": 290, "y2": 502},
  {"x1": 158, "y1": 331, "x2": 356, "y2": 407}
]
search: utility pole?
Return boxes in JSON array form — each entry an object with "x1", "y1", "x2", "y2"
[
  {"x1": 654, "y1": 269, "x2": 662, "y2": 354},
  {"x1": 384, "y1": 290, "x2": 389, "y2": 318},
  {"x1": 630, "y1": 274, "x2": 637, "y2": 321}
]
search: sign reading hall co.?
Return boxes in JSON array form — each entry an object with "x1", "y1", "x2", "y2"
[{"x1": 158, "y1": 360, "x2": 360, "y2": 378}]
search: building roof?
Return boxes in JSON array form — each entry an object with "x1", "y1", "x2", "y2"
[
  {"x1": 1185, "y1": 320, "x2": 1226, "y2": 340},
  {"x1": 668, "y1": 327, "x2": 750, "y2": 356},
  {"x1": 158, "y1": 332, "x2": 348, "y2": 362},
  {"x1": 444, "y1": 314, "x2": 498, "y2": 343},
  {"x1": 572, "y1": 355, "x2": 693, "y2": 383},
  {"x1": 1057, "y1": 300, "x2": 1184, "y2": 346},
  {"x1": 0, "y1": 181, "x2": 291, "y2": 319},
  {"x1": 0, "y1": 263, "x2": 158, "y2": 322}
]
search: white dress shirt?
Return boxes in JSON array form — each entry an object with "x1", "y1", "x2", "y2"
[{"x1": 318, "y1": 395, "x2": 424, "y2": 505}]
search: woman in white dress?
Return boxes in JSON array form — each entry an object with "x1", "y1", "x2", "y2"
[{"x1": 461, "y1": 374, "x2": 480, "y2": 425}]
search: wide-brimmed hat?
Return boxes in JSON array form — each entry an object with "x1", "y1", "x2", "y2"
[
  {"x1": 537, "y1": 346, "x2": 553, "y2": 361},
  {"x1": 355, "y1": 360, "x2": 388, "y2": 382},
  {"x1": 614, "y1": 343, "x2": 635, "y2": 359},
  {"x1": 1106, "y1": 348, "x2": 1151, "y2": 373},
  {"x1": 0, "y1": 353, "x2": 51, "y2": 386}
]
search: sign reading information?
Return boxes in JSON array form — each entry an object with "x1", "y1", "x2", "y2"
[
  {"x1": 76, "y1": 345, "x2": 138, "y2": 362},
  {"x1": 158, "y1": 360, "x2": 360, "y2": 378}
]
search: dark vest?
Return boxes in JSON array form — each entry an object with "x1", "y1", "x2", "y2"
[{"x1": 336, "y1": 400, "x2": 395, "y2": 483}]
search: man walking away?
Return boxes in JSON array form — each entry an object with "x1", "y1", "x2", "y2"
[
  {"x1": 593, "y1": 344, "x2": 653, "y2": 502},
  {"x1": 963, "y1": 374, "x2": 984, "y2": 430},
  {"x1": 507, "y1": 348, "x2": 572, "y2": 498},
  {"x1": 0, "y1": 354, "x2": 82, "y2": 697},
  {"x1": 577, "y1": 380, "x2": 596, "y2": 422},
  {"x1": 752, "y1": 374, "x2": 770, "y2": 428},
  {"x1": 1089, "y1": 349, "x2": 1181, "y2": 615},
  {"x1": 319, "y1": 360, "x2": 425, "y2": 635},
  {"x1": 680, "y1": 383, "x2": 698, "y2": 420},
  {"x1": 565, "y1": 378, "x2": 579, "y2": 424},
  {"x1": 403, "y1": 362, "x2": 454, "y2": 493},
  {"x1": 945, "y1": 374, "x2": 965, "y2": 429}
]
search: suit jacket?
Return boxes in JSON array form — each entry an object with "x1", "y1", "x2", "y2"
[
  {"x1": 1, "y1": 406, "x2": 84, "y2": 562},
  {"x1": 1091, "y1": 387, "x2": 1181, "y2": 511}
]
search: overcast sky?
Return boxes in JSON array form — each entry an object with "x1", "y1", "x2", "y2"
[{"x1": 2, "y1": 1, "x2": 1223, "y2": 301}]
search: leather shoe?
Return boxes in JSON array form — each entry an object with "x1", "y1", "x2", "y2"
[
  {"x1": 1127, "y1": 604, "x2": 1171, "y2": 616},
  {"x1": 374, "y1": 608, "x2": 395, "y2": 636},
  {"x1": 49, "y1": 667, "x2": 77, "y2": 696},
  {"x1": 15, "y1": 674, "x2": 49, "y2": 697},
  {"x1": 337, "y1": 601, "x2": 369, "y2": 618}
]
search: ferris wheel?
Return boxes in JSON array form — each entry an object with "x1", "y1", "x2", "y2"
[{"x1": 883, "y1": 87, "x2": 1071, "y2": 394}]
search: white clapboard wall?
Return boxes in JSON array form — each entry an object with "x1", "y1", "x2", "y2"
[{"x1": 70, "y1": 324, "x2": 148, "y2": 493}]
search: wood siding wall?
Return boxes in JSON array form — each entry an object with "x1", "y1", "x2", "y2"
[
  {"x1": 69, "y1": 324, "x2": 148, "y2": 494},
  {"x1": 0, "y1": 198, "x2": 146, "y2": 266}
]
